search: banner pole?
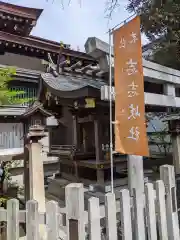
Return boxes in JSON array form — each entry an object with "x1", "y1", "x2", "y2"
[{"x1": 108, "y1": 29, "x2": 114, "y2": 193}]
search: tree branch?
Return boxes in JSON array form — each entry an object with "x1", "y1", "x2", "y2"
[{"x1": 105, "y1": 0, "x2": 120, "y2": 19}]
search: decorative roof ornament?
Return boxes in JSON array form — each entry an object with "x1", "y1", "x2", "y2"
[
  {"x1": 42, "y1": 41, "x2": 105, "y2": 78},
  {"x1": 56, "y1": 41, "x2": 68, "y2": 74},
  {"x1": 42, "y1": 41, "x2": 71, "y2": 77}
]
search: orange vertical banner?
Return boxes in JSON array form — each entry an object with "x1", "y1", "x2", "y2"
[{"x1": 113, "y1": 16, "x2": 149, "y2": 156}]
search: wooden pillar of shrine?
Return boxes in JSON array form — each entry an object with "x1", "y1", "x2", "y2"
[
  {"x1": 94, "y1": 115, "x2": 104, "y2": 184},
  {"x1": 72, "y1": 114, "x2": 78, "y2": 148},
  {"x1": 72, "y1": 114, "x2": 79, "y2": 179}
]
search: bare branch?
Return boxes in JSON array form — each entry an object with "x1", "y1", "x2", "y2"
[
  {"x1": 47, "y1": 0, "x2": 117, "y2": 17},
  {"x1": 56, "y1": 0, "x2": 82, "y2": 8},
  {"x1": 105, "y1": 0, "x2": 120, "y2": 19}
]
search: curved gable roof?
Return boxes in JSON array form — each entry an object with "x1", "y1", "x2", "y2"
[
  {"x1": 22, "y1": 101, "x2": 52, "y2": 118},
  {"x1": 41, "y1": 73, "x2": 106, "y2": 99}
]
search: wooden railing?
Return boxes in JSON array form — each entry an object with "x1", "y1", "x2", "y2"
[
  {"x1": 0, "y1": 164, "x2": 179, "y2": 239},
  {"x1": 50, "y1": 145, "x2": 76, "y2": 152},
  {"x1": 49, "y1": 145, "x2": 76, "y2": 160}
]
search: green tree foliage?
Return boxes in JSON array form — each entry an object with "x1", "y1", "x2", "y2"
[
  {"x1": 127, "y1": 0, "x2": 180, "y2": 69},
  {"x1": 0, "y1": 67, "x2": 31, "y2": 105}
]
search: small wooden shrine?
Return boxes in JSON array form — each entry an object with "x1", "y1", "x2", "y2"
[{"x1": 36, "y1": 50, "x2": 127, "y2": 186}]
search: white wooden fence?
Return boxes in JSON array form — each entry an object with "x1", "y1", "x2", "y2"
[
  {"x1": 0, "y1": 164, "x2": 180, "y2": 240},
  {"x1": 0, "y1": 123, "x2": 23, "y2": 149}
]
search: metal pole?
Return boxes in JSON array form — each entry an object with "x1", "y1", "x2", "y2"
[{"x1": 108, "y1": 29, "x2": 114, "y2": 193}]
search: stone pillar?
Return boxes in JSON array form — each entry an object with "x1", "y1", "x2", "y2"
[
  {"x1": 27, "y1": 125, "x2": 46, "y2": 213},
  {"x1": 169, "y1": 120, "x2": 180, "y2": 224},
  {"x1": 171, "y1": 134, "x2": 180, "y2": 222},
  {"x1": 169, "y1": 120, "x2": 180, "y2": 174},
  {"x1": 27, "y1": 125, "x2": 47, "y2": 239},
  {"x1": 172, "y1": 135, "x2": 180, "y2": 175}
]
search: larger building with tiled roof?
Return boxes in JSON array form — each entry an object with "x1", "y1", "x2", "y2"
[{"x1": 0, "y1": 1, "x2": 100, "y2": 150}]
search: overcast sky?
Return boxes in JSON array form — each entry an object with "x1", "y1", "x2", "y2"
[{"x1": 3, "y1": 0, "x2": 149, "y2": 51}]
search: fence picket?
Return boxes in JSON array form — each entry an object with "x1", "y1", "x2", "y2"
[
  {"x1": 145, "y1": 183, "x2": 157, "y2": 240},
  {"x1": 26, "y1": 200, "x2": 39, "y2": 240},
  {"x1": 88, "y1": 197, "x2": 101, "y2": 240},
  {"x1": 0, "y1": 165, "x2": 179, "y2": 240},
  {"x1": 119, "y1": 189, "x2": 132, "y2": 240},
  {"x1": 155, "y1": 180, "x2": 168, "y2": 240},
  {"x1": 105, "y1": 192, "x2": 117, "y2": 240},
  {"x1": 160, "y1": 165, "x2": 180, "y2": 240},
  {"x1": 133, "y1": 188, "x2": 146, "y2": 240},
  {"x1": 7, "y1": 199, "x2": 19, "y2": 240},
  {"x1": 46, "y1": 201, "x2": 59, "y2": 240},
  {"x1": 65, "y1": 183, "x2": 85, "y2": 240}
]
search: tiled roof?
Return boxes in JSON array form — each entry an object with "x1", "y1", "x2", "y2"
[
  {"x1": 22, "y1": 101, "x2": 52, "y2": 118},
  {"x1": 41, "y1": 73, "x2": 106, "y2": 93},
  {"x1": 0, "y1": 63, "x2": 41, "y2": 81},
  {"x1": 0, "y1": 31, "x2": 95, "y2": 61},
  {"x1": 0, "y1": 105, "x2": 26, "y2": 116},
  {"x1": 0, "y1": 1, "x2": 43, "y2": 20}
]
